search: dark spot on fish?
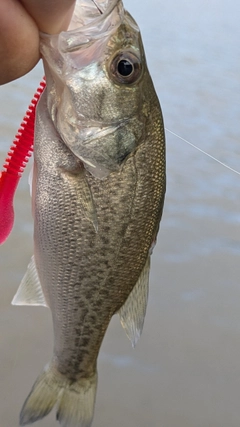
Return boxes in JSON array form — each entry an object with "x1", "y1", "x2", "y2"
[
  {"x1": 101, "y1": 235, "x2": 110, "y2": 245},
  {"x1": 85, "y1": 290, "x2": 93, "y2": 300},
  {"x1": 81, "y1": 337, "x2": 90, "y2": 347},
  {"x1": 117, "y1": 150, "x2": 131, "y2": 163},
  {"x1": 89, "y1": 314, "x2": 97, "y2": 324},
  {"x1": 102, "y1": 225, "x2": 111, "y2": 233}
]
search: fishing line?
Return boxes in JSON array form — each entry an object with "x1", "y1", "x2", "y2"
[{"x1": 165, "y1": 128, "x2": 240, "y2": 176}]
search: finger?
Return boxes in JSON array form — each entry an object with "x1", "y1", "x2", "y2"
[
  {"x1": 0, "y1": 0, "x2": 40, "y2": 84},
  {"x1": 20, "y1": 0, "x2": 76, "y2": 34}
]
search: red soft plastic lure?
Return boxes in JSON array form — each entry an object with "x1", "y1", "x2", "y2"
[{"x1": 0, "y1": 79, "x2": 46, "y2": 244}]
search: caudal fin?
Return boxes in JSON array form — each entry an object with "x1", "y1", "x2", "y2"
[{"x1": 19, "y1": 364, "x2": 97, "y2": 427}]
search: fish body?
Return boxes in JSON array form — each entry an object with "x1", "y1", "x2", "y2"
[{"x1": 13, "y1": 1, "x2": 166, "y2": 426}]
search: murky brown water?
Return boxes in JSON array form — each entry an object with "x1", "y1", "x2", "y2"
[{"x1": 1, "y1": 0, "x2": 240, "y2": 426}]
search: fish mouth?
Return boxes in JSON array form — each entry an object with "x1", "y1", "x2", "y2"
[{"x1": 41, "y1": 0, "x2": 124, "y2": 53}]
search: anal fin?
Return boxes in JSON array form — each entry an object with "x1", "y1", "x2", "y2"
[
  {"x1": 11, "y1": 256, "x2": 48, "y2": 307},
  {"x1": 119, "y1": 256, "x2": 150, "y2": 347}
]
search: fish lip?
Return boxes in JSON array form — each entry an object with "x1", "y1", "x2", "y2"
[{"x1": 40, "y1": 0, "x2": 124, "y2": 53}]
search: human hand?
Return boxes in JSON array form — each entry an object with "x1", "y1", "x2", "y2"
[{"x1": 0, "y1": 0, "x2": 76, "y2": 84}]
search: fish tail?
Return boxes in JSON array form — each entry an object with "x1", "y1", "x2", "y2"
[
  {"x1": 19, "y1": 363, "x2": 98, "y2": 427},
  {"x1": 56, "y1": 372, "x2": 97, "y2": 427}
]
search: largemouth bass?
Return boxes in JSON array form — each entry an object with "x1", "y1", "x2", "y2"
[{"x1": 12, "y1": 0, "x2": 166, "y2": 426}]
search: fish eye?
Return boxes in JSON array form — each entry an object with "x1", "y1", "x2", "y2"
[
  {"x1": 110, "y1": 52, "x2": 142, "y2": 84},
  {"x1": 118, "y1": 59, "x2": 133, "y2": 77}
]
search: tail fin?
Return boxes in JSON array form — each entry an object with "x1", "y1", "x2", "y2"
[{"x1": 20, "y1": 364, "x2": 97, "y2": 427}]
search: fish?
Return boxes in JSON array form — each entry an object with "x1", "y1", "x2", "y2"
[{"x1": 12, "y1": 0, "x2": 166, "y2": 426}]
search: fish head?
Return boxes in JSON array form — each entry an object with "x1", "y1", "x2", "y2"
[{"x1": 40, "y1": 0, "x2": 157, "y2": 178}]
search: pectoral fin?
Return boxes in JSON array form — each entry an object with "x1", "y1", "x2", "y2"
[
  {"x1": 11, "y1": 256, "x2": 48, "y2": 307},
  {"x1": 79, "y1": 171, "x2": 98, "y2": 232},
  {"x1": 64, "y1": 169, "x2": 98, "y2": 232},
  {"x1": 119, "y1": 256, "x2": 150, "y2": 347}
]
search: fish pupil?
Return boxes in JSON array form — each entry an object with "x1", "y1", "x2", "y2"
[{"x1": 117, "y1": 59, "x2": 133, "y2": 77}]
